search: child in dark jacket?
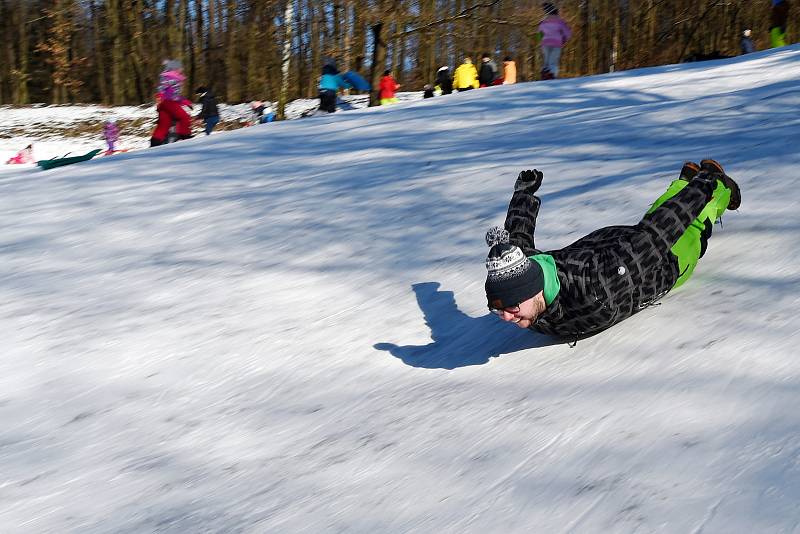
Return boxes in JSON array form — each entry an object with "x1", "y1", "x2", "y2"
[
  {"x1": 478, "y1": 54, "x2": 498, "y2": 87},
  {"x1": 741, "y1": 29, "x2": 756, "y2": 54},
  {"x1": 435, "y1": 66, "x2": 453, "y2": 95},
  {"x1": 195, "y1": 87, "x2": 220, "y2": 135}
]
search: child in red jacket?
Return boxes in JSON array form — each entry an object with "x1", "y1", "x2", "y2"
[{"x1": 379, "y1": 70, "x2": 400, "y2": 105}]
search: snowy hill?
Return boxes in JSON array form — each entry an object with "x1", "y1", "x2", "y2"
[
  {"x1": 0, "y1": 93, "x2": 423, "y2": 163},
  {"x1": 2, "y1": 46, "x2": 800, "y2": 533}
]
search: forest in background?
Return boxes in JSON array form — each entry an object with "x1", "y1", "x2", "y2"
[{"x1": 0, "y1": 0, "x2": 793, "y2": 110}]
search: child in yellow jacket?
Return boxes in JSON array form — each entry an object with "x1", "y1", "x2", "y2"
[{"x1": 452, "y1": 57, "x2": 479, "y2": 91}]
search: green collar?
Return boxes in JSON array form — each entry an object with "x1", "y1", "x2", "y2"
[{"x1": 530, "y1": 253, "x2": 560, "y2": 305}]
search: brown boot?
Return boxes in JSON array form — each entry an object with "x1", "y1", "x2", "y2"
[
  {"x1": 679, "y1": 161, "x2": 700, "y2": 181},
  {"x1": 700, "y1": 159, "x2": 725, "y2": 175},
  {"x1": 699, "y1": 159, "x2": 741, "y2": 210}
]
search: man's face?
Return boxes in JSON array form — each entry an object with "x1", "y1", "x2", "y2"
[{"x1": 493, "y1": 291, "x2": 545, "y2": 329}]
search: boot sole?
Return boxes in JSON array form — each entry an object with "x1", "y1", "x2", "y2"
[{"x1": 719, "y1": 174, "x2": 741, "y2": 210}]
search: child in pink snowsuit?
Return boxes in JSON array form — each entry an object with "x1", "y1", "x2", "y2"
[
  {"x1": 150, "y1": 61, "x2": 193, "y2": 147},
  {"x1": 103, "y1": 120, "x2": 120, "y2": 154},
  {"x1": 538, "y1": 3, "x2": 572, "y2": 78},
  {"x1": 5, "y1": 144, "x2": 34, "y2": 164}
]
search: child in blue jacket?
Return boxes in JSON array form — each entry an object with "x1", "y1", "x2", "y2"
[{"x1": 318, "y1": 64, "x2": 352, "y2": 113}]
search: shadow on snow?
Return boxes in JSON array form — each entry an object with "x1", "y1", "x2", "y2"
[{"x1": 375, "y1": 282, "x2": 561, "y2": 369}]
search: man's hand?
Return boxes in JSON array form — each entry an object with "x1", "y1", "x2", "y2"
[{"x1": 514, "y1": 169, "x2": 543, "y2": 193}]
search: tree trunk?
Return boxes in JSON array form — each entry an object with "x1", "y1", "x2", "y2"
[
  {"x1": 0, "y1": 0, "x2": 9, "y2": 102},
  {"x1": 295, "y1": 0, "x2": 308, "y2": 98},
  {"x1": 579, "y1": 0, "x2": 590, "y2": 74},
  {"x1": 12, "y1": 0, "x2": 30, "y2": 103},
  {"x1": 352, "y1": 3, "x2": 366, "y2": 75},
  {"x1": 278, "y1": 0, "x2": 294, "y2": 119},
  {"x1": 343, "y1": 0, "x2": 353, "y2": 72},
  {"x1": 126, "y1": 0, "x2": 147, "y2": 102},
  {"x1": 391, "y1": 19, "x2": 400, "y2": 71},
  {"x1": 89, "y1": 0, "x2": 108, "y2": 103},
  {"x1": 369, "y1": 22, "x2": 387, "y2": 106},
  {"x1": 310, "y1": 1, "x2": 321, "y2": 98},
  {"x1": 191, "y1": 0, "x2": 205, "y2": 92},
  {"x1": 225, "y1": 0, "x2": 241, "y2": 102},
  {"x1": 107, "y1": 0, "x2": 124, "y2": 103},
  {"x1": 184, "y1": 0, "x2": 195, "y2": 96},
  {"x1": 40, "y1": 0, "x2": 72, "y2": 104},
  {"x1": 207, "y1": 0, "x2": 218, "y2": 85}
]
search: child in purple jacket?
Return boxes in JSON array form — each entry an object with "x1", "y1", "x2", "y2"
[
  {"x1": 537, "y1": 3, "x2": 572, "y2": 78},
  {"x1": 103, "y1": 120, "x2": 120, "y2": 154}
]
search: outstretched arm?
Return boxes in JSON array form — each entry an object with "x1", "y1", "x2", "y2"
[{"x1": 503, "y1": 170, "x2": 544, "y2": 256}]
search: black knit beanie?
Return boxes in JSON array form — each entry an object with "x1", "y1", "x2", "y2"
[{"x1": 484, "y1": 227, "x2": 544, "y2": 309}]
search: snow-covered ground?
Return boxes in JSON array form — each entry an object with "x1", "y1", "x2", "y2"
[
  {"x1": 0, "y1": 92, "x2": 422, "y2": 162},
  {"x1": 1, "y1": 47, "x2": 799, "y2": 533}
]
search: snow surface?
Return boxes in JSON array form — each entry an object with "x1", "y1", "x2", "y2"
[
  {"x1": 0, "y1": 93, "x2": 423, "y2": 163},
  {"x1": 1, "y1": 47, "x2": 800, "y2": 533}
]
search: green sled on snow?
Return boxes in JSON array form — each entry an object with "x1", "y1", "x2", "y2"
[{"x1": 37, "y1": 149, "x2": 102, "y2": 170}]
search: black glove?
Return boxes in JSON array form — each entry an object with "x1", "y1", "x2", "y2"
[{"x1": 514, "y1": 169, "x2": 543, "y2": 193}]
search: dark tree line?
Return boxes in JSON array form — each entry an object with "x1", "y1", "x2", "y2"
[{"x1": 0, "y1": 0, "x2": 792, "y2": 107}]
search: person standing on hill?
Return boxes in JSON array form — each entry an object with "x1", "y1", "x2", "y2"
[
  {"x1": 379, "y1": 70, "x2": 401, "y2": 105},
  {"x1": 503, "y1": 56, "x2": 517, "y2": 84},
  {"x1": 537, "y1": 2, "x2": 572, "y2": 79},
  {"x1": 478, "y1": 53, "x2": 498, "y2": 87},
  {"x1": 770, "y1": 0, "x2": 790, "y2": 47},
  {"x1": 150, "y1": 60, "x2": 194, "y2": 147},
  {"x1": 741, "y1": 29, "x2": 756, "y2": 54},
  {"x1": 103, "y1": 120, "x2": 119, "y2": 154},
  {"x1": 484, "y1": 160, "x2": 740, "y2": 342},
  {"x1": 452, "y1": 57, "x2": 479, "y2": 91},
  {"x1": 318, "y1": 64, "x2": 353, "y2": 113},
  {"x1": 435, "y1": 66, "x2": 453, "y2": 95},
  {"x1": 194, "y1": 87, "x2": 220, "y2": 135}
]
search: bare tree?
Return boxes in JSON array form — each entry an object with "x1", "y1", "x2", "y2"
[
  {"x1": 36, "y1": 0, "x2": 85, "y2": 103},
  {"x1": 278, "y1": 0, "x2": 295, "y2": 119},
  {"x1": 0, "y1": 0, "x2": 790, "y2": 105}
]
